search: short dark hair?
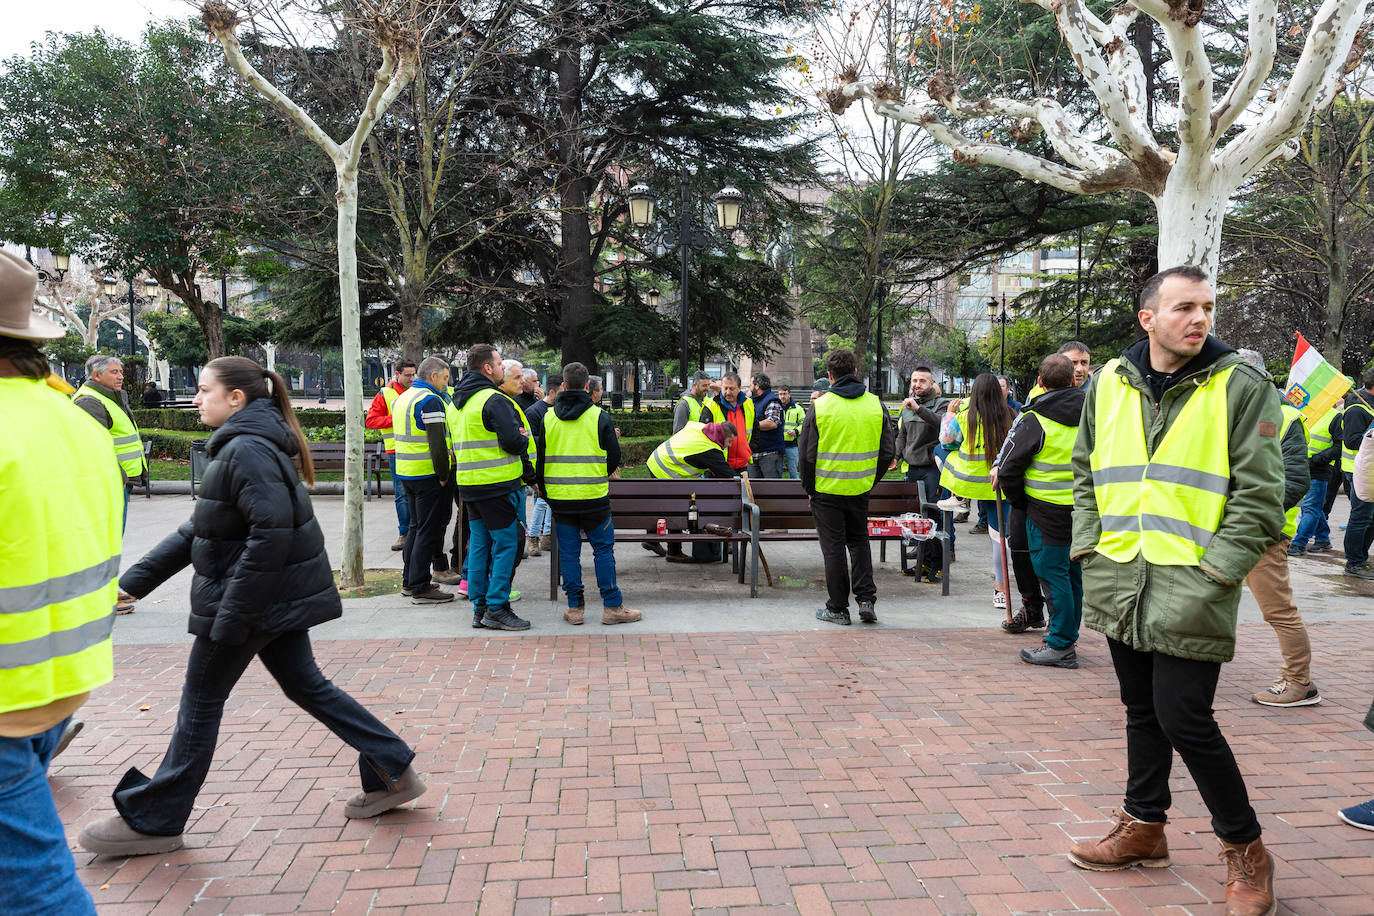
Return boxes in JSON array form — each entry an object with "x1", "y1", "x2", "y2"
[
  {"x1": 1038, "y1": 353, "x2": 1074, "y2": 390},
  {"x1": 546, "y1": 373, "x2": 563, "y2": 389},
  {"x1": 1363, "y1": 367, "x2": 1374, "y2": 389},
  {"x1": 466, "y1": 344, "x2": 499, "y2": 371},
  {"x1": 911, "y1": 366, "x2": 933, "y2": 376},
  {"x1": 692, "y1": 370, "x2": 711, "y2": 384},
  {"x1": 826, "y1": 348, "x2": 857, "y2": 378},
  {"x1": 720, "y1": 421, "x2": 738, "y2": 438},
  {"x1": 778, "y1": 384, "x2": 791, "y2": 393},
  {"x1": 562, "y1": 362, "x2": 589, "y2": 390},
  {"x1": 397, "y1": 360, "x2": 417, "y2": 372},
  {"x1": 1139, "y1": 265, "x2": 1208, "y2": 312},
  {"x1": 1057, "y1": 341, "x2": 1089, "y2": 356},
  {"x1": 753, "y1": 372, "x2": 771, "y2": 390}
]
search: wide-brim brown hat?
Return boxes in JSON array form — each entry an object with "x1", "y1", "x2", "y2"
[{"x1": 0, "y1": 248, "x2": 64, "y2": 340}]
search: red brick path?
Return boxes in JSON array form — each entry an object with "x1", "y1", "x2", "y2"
[{"x1": 61, "y1": 622, "x2": 1374, "y2": 914}]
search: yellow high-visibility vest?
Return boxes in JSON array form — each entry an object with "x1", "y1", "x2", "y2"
[
  {"x1": 701, "y1": 396, "x2": 755, "y2": 440},
  {"x1": 0, "y1": 378, "x2": 121, "y2": 714},
  {"x1": 1305, "y1": 403, "x2": 1341, "y2": 458},
  {"x1": 74, "y1": 384, "x2": 145, "y2": 477},
  {"x1": 392, "y1": 384, "x2": 449, "y2": 479},
  {"x1": 454, "y1": 388, "x2": 525, "y2": 487},
  {"x1": 1280, "y1": 403, "x2": 1305, "y2": 539},
  {"x1": 1022, "y1": 407, "x2": 1076, "y2": 506},
  {"x1": 649, "y1": 423, "x2": 721, "y2": 479},
  {"x1": 939, "y1": 405, "x2": 997, "y2": 500},
  {"x1": 1343, "y1": 398, "x2": 1374, "y2": 473},
  {"x1": 683, "y1": 394, "x2": 707, "y2": 424},
  {"x1": 380, "y1": 384, "x2": 400, "y2": 453},
  {"x1": 813, "y1": 391, "x2": 885, "y2": 496},
  {"x1": 783, "y1": 403, "x2": 805, "y2": 443},
  {"x1": 542, "y1": 406, "x2": 608, "y2": 500},
  {"x1": 1089, "y1": 359, "x2": 1234, "y2": 565}
]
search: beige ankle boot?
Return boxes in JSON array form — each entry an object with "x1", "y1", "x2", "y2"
[{"x1": 602, "y1": 606, "x2": 642, "y2": 625}]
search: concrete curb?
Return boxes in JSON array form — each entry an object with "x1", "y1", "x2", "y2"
[{"x1": 148, "y1": 480, "x2": 392, "y2": 496}]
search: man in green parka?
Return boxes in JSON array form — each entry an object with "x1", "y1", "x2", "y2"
[{"x1": 1066, "y1": 265, "x2": 1284, "y2": 916}]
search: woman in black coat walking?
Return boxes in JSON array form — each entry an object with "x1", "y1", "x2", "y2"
[{"x1": 79, "y1": 357, "x2": 425, "y2": 856}]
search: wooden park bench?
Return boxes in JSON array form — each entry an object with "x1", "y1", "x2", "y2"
[
  {"x1": 740, "y1": 478, "x2": 951, "y2": 598},
  {"x1": 293, "y1": 442, "x2": 389, "y2": 498},
  {"x1": 547, "y1": 478, "x2": 749, "y2": 601}
]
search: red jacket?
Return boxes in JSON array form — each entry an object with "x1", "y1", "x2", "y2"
[{"x1": 366, "y1": 381, "x2": 407, "y2": 452}]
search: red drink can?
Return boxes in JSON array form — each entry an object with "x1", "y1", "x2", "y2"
[{"x1": 656, "y1": 518, "x2": 668, "y2": 535}]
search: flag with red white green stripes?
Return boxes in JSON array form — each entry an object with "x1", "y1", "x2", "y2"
[{"x1": 1284, "y1": 333, "x2": 1353, "y2": 427}]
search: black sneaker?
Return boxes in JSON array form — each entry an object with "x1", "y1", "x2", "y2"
[
  {"x1": 857, "y1": 601, "x2": 877, "y2": 624},
  {"x1": 1345, "y1": 564, "x2": 1374, "y2": 580},
  {"x1": 1287, "y1": 543, "x2": 1307, "y2": 557},
  {"x1": 472, "y1": 606, "x2": 488, "y2": 628},
  {"x1": 481, "y1": 605, "x2": 532, "y2": 630},
  {"x1": 1311, "y1": 541, "x2": 1333, "y2": 552},
  {"x1": 816, "y1": 608, "x2": 851, "y2": 626},
  {"x1": 1023, "y1": 601, "x2": 1046, "y2": 629}
]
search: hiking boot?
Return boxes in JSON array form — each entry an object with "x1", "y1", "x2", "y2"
[
  {"x1": 1310, "y1": 541, "x2": 1333, "y2": 552},
  {"x1": 1218, "y1": 836, "x2": 1276, "y2": 916},
  {"x1": 53, "y1": 719, "x2": 83, "y2": 758},
  {"x1": 953, "y1": 509, "x2": 970, "y2": 523},
  {"x1": 970, "y1": 521, "x2": 988, "y2": 534},
  {"x1": 815, "y1": 608, "x2": 851, "y2": 626},
  {"x1": 526, "y1": 536, "x2": 542, "y2": 557},
  {"x1": 1021, "y1": 642, "x2": 1079, "y2": 669},
  {"x1": 1252, "y1": 678, "x2": 1321, "y2": 707},
  {"x1": 401, "y1": 585, "x2": 415, "y2": 597},
  {"x1": 642, "y1": 541, "x2": 667, "y2": 557},
  {"x1": 602, "y1": 605, "x2": 642, "y2": 625},
  {"x1": 1344, "y1": 564, "x2": 1374, "y2": 580},
  {"x1": 1286, "y1": 542, "x2": 1306, "y2": 557},
  {"x1": 79, "y1": 815, "x2": 183, "y2": 857},
  {"x1": 665, "y1": 553, "x2": 698, "y2": 564},
  {"x1": 410, "y1": 586, "x2": 454, "y2": 604},
  {"x1": 564, "y1": 604, "x2": 584, "y2": 625},
  {"x1": 857, "y1": 600, "x2": 877, "y2": 624},
  {"x1": 1023, "y1": 602, "x2": 1046, "y2": 628},
  {"x1": 391, "y1": 536, "x2": 406, "y2": 551},
  {"x1": 1068, "y1": 809, "x2": 1170, "y2": 871},
  {"x1": 481, "y1": 606, "x2": 531, "y2": 630},
  {"x1": 432, "y1": 568, "x2": 462, "y2": 585},
  {"x1": 1338, "y1": 797, "x2": 1374, "y2": 831},
  {"x1": 343, "y1": 766, "x2": 427, "y2": 819},
  {"x1": 539, "y1": 534, "x2": 552, "y2": 551},
  {"x1": 1002, "y1": 601, "x2": 1044, "y2": 633}
]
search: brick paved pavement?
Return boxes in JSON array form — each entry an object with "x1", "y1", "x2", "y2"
[{"x1": 57, "y1": 621, "x2": 1374, "y2": 915}]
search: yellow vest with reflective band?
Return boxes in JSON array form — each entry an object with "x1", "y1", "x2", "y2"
[
  {"x1": 813, "y1": 391, "x2": 886, "y2": 495},
  {"x1": 939, "y1": 406, "x2": 997, "y2": 500},
  {"x1": 74, "y1": 384, "x2": 145, "y2": 477},
  {"x1": 0, "y1": 378, "x2": 122, "y2": 715},
  {"x1": 542, "y1": 405, "x2": 608, "y2": 500},
  {"x1": 379, "y1": 384, "x2": 401, "y2": 452},
  {"x1": 701, "y1": 396, "x2": 754, "y2": 440},
  {"x1": 1022, "y1": 408, "x2": 1076, "y2": 506},
  {"x1": 1280, "y1": 403, "x2": 1305, "y2": 539},
  {"x1": 1343, "y1": 397, "x2": 1374, "y2": 472},
  {"x1": 682, "y1": 394, "x2": 707, "y2": 424},
  {"x1": 1306, "y1": 403, "x2": 1340, "y2": 458},
  {"x1": 454, "y1": 387, "x2": 525, "y2": 486},
  {"x1": 1089, "y1": 359, "x2": 1234, "y2": 565},
  {"x1": 649, "y1": 422, "x2": 721, "y2": 479},
  {"x1": 1027, "y1": 382, "x2": 1047, "y2": 401},
  {"x1": 783, "y1": 403, "x2": 805, "y2": 443},
  {"x1": 392, "y1": 384, "x2": 449, "y2": 479}
]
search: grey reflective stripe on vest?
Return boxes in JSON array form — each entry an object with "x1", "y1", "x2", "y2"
[
  {"x1": 543, "y1": 475, "x2": 609, "y2": 485},
  {"x1": 1092, "y1": 465, "x2": 1148, "y2": 485},
  {"x1": 0, "y1": 555, "x2": 121, "y2": 615},
  {"x1": 1099, "y1": 513, "x2": 1216, "y2": 548},
  {"x1": 945, "y1": 464, "x2": 990, "y2": 484},
  {"x1": 455, "y1": 439, "x2": 499, "y2": 451},
  {"x1": 1023, "y1": 477, "x2": 1067, "y2": 490},
  {"x1": 653, "y1": 440, "x2": 693, "y2": 477},
  {"x1": 1144, "y1": 464, "x2": 1229, "y2": 495},
  {"x1": 545, "y1": 455, "x2": 606, "y2": 464},
  {"x1": 1029, "y1": 459, "x2": 1073, "y2": 473},
  {"x1": 0, "y1": 613, "x2": 114, "y2": 668},
  {"x1": 816, "y1": 449, "x2": 879, "y2": 461},
  {"x1": 112, "y1": 434, "x2": 139, "y2": 447},
  {"x1": 394, "y1": 452, "x2": 434, "y2": 462},
  {"x1": 394, "y1": 432, "x2": 427, "y2": 444},
  {"x1": 817, "y1": 467, "x2": 877, "y2": 480},
  {"x1": 456, "y1": 455, "x2": 519, "y2": 471}
]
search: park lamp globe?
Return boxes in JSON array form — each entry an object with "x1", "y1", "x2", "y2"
[
  {"x1": 102, "y1": 276, "x2": 118, "y2": 297},
  {"x1": 144, "y1": 276, "x2": 159, "y2": 297},
  {"x1": 986, "y1": 297, "x2": 998, "y2": 322},
  {"x1": 647, "y1": 287, "x2": 661, "y2": 308},
  {"x1": 53, "y1": 252, "x2": 70, "y2": 273},
  {"x1": 626, "y1": 183, "x2": 655, "y2": 228},
  {"x1": 713, "y1": 185, "x2": 744, "y2": 232}
]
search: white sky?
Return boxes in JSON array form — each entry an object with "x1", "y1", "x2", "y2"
[{"x1": 4, "y1": 0, "x2": 192, "y2": 59}]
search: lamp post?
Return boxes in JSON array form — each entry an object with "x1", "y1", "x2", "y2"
[
  {"x1": 103, "y1": 275, "x2": 159, "y2": 358},
  {"x1": 23, "y1": 246, "x2": 70, "y2": 284},
  {"x1": 872, "y1": 272, "x2": 890, "y2": 396},
  {"x1": 627, "y1": 173, "x2": 744, "y2": 389},
  {"x1": 987, "y1": 292, "x2": 1018, "y2": 375}
]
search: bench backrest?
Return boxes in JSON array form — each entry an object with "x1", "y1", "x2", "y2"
[
  {"x1": 293, "y1": 441, "x2": 382, "y2": 470},
  {"x1": 746, "y1": 478, "x2": 925, "y2": 529},
  {"x1": 607, "y1": 478, "x2": 743, "y2": 531}
]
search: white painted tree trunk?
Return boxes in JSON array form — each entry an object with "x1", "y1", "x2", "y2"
[
  {"x1": 1154, "y1": 172, "x2": 1230, "y2": 278},
  {"x1": 264, "y1": 342, "x2": 276, "y2": 375},
  {"x1": 336, "y1": 168, "x2": 366, "y2": 585}
]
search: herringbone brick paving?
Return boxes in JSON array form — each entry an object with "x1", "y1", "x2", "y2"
[{"x1": 57, "y1": 621, "x2": 1374, "y2": 914}]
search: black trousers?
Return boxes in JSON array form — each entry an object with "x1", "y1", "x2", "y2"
[
  {"x1": 434, "y1": 492, "x2": 470, "y2": 575},
  {"x1": 1008, "y1": 504, "x2": 1042, "y2": 609},
  {"x1": 1107, "y1": 638, "x2": 1261, "y2": 844},
  {"x1": 113, "y1": 630, "x2": 415, "y2": 836},
  {"x1": 403, "y1": 476, "x2": 453, "y2": 591},
  {"x1": 812, "y1": 493, "x2": 875, "y2": 613}
]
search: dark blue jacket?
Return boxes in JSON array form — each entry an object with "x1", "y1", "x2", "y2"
[{"x1": 750, "y1": 388, "x2": 785, "y2": 454}]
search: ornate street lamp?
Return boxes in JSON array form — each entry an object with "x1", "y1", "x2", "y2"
[
  {"x1": 104, "y1": 274, "x2": 158, "y2": 358},
  {"x1": 987, "y1": 293, "x2": 1019, "y2": 375},
  {"x1": 647, "y1": 287, "x2": 661, "y2": 308},
  {"x1": 23, "y1": 246, "x2": 69, "y2": 284}
]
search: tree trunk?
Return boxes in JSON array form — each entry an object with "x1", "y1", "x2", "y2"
[
  {"x1": 1325, "y1": 233, "x2": 1349, "y2": 360},
  {"x1": 336, "y1": 166, "x2": 366, "y2": 589},
  {"x1": 399, "y1": 294, "x2": 424, "y2": 363},
  {"x1": 555, "y1": 42, "x2": 597, "y2": 372},
  {"x1": 1154, "y1": 172, "x2": 1228, "y2": 278}
]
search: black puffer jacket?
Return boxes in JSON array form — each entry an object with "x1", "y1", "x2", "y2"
[{"x1": 120, "y1": 398, "x2": 340, "y2": 645}]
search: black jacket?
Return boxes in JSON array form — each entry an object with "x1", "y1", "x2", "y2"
[
  {"x1": 993, "y1": 385, "x2": 1085, "y2": 544},
  {"x1": 535, "y1": 389, "x2": 622, "y2": 516},
  {"x1": 450, "y1": 370, "x2": 534, "y2": 501},
  {"x1": 797, "y1": 375, "x2": 897, "y2": 496},
  {"x1": 119, "y1": 399, "x2": 340, "y2": 645}
]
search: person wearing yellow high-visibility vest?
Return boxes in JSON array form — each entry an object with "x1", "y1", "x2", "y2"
[
  {"x1": 392, "y1": 356, "x2": 456, "y2": 604},
  {"x1": 365, "y1": 361, "x2": 417, "y2": 552},
  {"x1": 779, "y1": 384, "x2": 805, "y2": 479},
  {"x1": 989, "y1": 354, "x2": 1084, "y2": 669},
  {"x1": 700, "y1": 372, "x2": 755, "y2": 471},
  {"x1": 1339, "y1": 370, "x2": 1374, "y2": 579},
  {"x1": 0, "y1": 253, "x2": 119, "y2": 915},
  {"x1": 672, "y1": 371, "x2": 712, "y2": 433},
  {"x1": 1230, "y1": 350, "x2": 1321, "y2": 710},
  {"x1": 799, "y1": 348, "x2": 896, "y2": 626},
  {"x1": 1289, "y1": 401, "x2": 1343, "y2": 554},
  {"x1": 537, "y1": 361, "x2": 641, "y2": 626},
  {"x1": 451, "y1": 344, "x2": 534, "y2": 631},
  {"x1": 1067, "y1": 266, "x2": 1284, "y2": 914},
  {"x1": 74, "y1": 354, "x2": 147, "y2": 522}
]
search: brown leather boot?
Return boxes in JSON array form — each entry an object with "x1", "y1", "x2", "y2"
[
  {"x1": 1218, "y1": 837, "x2": 1276, "y2": 916},
  {"x1": 564, "y1": 605, "x2": 584, "y2": 625},
  {"x1": 602, "y1": 606, "x2": 642, "y2": 625},
  {"x1": 1068, "y1": 809, "x2": 1170, "y2": 871}
]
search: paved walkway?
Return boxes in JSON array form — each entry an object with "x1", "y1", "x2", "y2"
[{"x1": 55, "y1": 495, "x2": 1374, "y2": 913}]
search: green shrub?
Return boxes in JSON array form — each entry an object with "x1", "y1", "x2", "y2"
[
  {"x1": 143, "y1": 431, "x2": 197, "y2": 460},
  {"x1": 618, "y1": 435, "x2": 662, "y2": 467},
  {"x1": 134, "y1": 407, "x2": 349, "y2": 430}
]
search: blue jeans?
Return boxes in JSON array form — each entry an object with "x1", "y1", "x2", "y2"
[
  {"x1": 1291, "y1": 478, "x2": 1329, "y2": 548},
  {"x1": 530, "y1": 497, "x2": 553, "y2": 537},
  {"x1": 0, "y1": 718, "x2": 97, "y2": 915},
  {"x1": 1026, "y1": 518, "x2": 1083, "y2": 648},
  {"x1": 466, "y1": 491, "x2": 521, "y2": 611},
  {"x1": 784, "y1": 445, "x2": 799, "y2": 479},
  {"x1": 1346, "y1": 472, "x2": 1374, "y2": 567},
  {"x1": 555, "y1": 514, "x2": 623, "y2": 608},
  {"x1": 388, "y1": 453, "x2": 410, "y2": 536}
]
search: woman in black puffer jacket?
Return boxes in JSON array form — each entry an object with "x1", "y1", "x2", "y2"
[{"x1": 78, "y1": 357, "x2": 426, "y2": 858}]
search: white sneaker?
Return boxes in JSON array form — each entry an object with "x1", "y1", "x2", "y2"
[
  {"x1": 937, "y1": 495, "x2": 963, "y2": 512},
  {"x1": 993, "y1": 591, "x2": 1007, "y2": 609}
]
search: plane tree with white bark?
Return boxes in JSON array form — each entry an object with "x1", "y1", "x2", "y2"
[{"x1": 825, "y1": 0, "x2": 1373, "y2": 278}]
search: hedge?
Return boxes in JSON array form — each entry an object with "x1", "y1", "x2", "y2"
[{"x1": 134, "y1": 408, "x2": 349, "y2": 431}]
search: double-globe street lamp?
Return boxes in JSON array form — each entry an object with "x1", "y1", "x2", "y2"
[
  {"x1": 103, "y1": 275, "x2": 160, "y2": 358},
  {"x1": 23, "y1": 246, "x2": 70, "y2": 285},
  {"x1": 626, "y1": 174, "x2": 744, "y2": 388},
  {"x1": 986, "y1": 293, "x2": 1019, "y2": 376}
]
